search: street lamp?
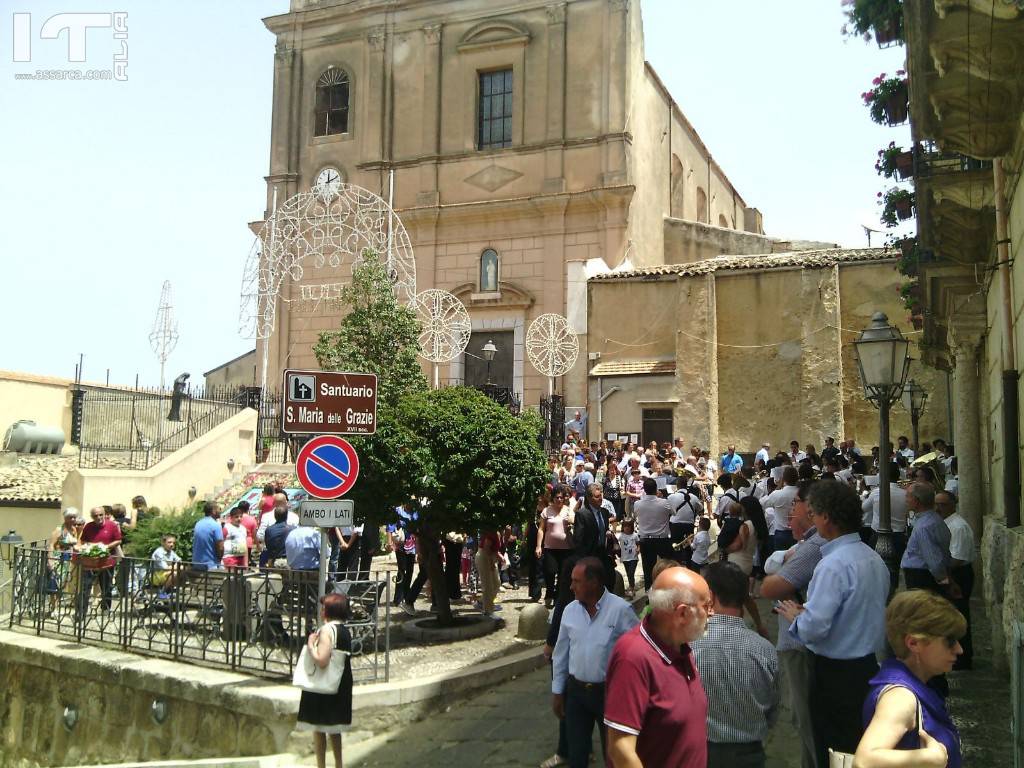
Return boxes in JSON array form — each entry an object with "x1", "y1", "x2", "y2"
[
  {"x1": 0, "y1": 529, "x2": 23, "y2": 567},
  {"x1": 901, "y1": 379, "x2": 928, "y2": 453},
  {"x1": 853, "y1": 311, "x2": 910, "y2": 585},
  {"x1": 482, "y1": 339, "x2": 497, "y2": 385}
]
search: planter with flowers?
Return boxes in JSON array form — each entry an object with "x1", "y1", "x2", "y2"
[
  {"x1": 899, "y1": 281, "x2": 922, "y2": 313},
  {"x1": 863, "y1": 72, "x2": 909, "y2": 125},
  {"x1": 76, "y1": 542, "x2": 113, "y2": 570},
  {"x1": 842, "y1": 0, "x2": 905, "y2": 46},
  {"x1": 910, "y1": 313, "x2": 925, "y2": 330},
  {"x1": 879, "y1": 188, "x2": 915, "y2": 226},
  {"x1": 876, "y1": 142, "x2": 914, "y2": 180}
]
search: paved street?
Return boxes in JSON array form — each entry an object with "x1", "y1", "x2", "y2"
[{"x1": 344, "y1": 593, "x2": 1010, "y2": 768}]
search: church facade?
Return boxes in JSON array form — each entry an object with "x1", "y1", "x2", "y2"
[{"x1": 255, "y1": 0, "x2": 762, "y2": 411}]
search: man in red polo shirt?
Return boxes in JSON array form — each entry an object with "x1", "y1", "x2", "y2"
[
  {"x1": 78, "y1": 505, "x2": 122, "y2": 616},
  {"x1": 604, "y1": 566, "x2": 712, "y2": 768}
]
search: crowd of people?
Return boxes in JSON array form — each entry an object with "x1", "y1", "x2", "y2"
[{"x1": 527, "y1": 433, "x2": 969, "y2": 768}]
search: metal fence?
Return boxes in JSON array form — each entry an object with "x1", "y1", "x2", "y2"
[
  {"x1": 77, "y1": 385, "x2": 250, "y2": 469},
  {"x1": 7, "y1": 546, "x2": 390, "y2": 683}
]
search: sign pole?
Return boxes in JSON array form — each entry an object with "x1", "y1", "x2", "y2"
[{"x1": 319, "y1": 527, "x2": 329, "y2": 601}]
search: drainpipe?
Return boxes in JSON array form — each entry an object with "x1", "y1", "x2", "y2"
[
  {"x1": 597, "y1": 380, "x2": 621, "y2": 440},
  {"x1": 995, "y1": 159, "x2": 1020, "y2": 528}
]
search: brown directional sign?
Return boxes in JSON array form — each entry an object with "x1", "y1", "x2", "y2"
[{"x1": 281, "y1": 369, "x2": 378, "y2": 435}]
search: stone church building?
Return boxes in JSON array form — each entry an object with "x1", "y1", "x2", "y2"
[{"x1": 253, "y1": 0, "x2": 948, "y2": 450}]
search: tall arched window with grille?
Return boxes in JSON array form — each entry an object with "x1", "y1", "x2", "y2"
[{"x1": 314, "y1": 68, "x2": 350, "y2": 137}]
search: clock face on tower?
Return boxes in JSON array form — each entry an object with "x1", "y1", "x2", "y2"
[{"x1": 314, "y1": 167, "x2": 342, "y2": 198}]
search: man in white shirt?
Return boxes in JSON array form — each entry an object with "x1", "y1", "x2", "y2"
[
  {"x1": 938, "y1": 491, "x2": 974, "y2": 670},
  {"x1": 861, "y1": 461, "x2": 909, "y2": 591},
  {"x1": 788, "y1": 441, "x2": 806, "y2": 465},
  {"x1": 552, "y1": 557, "x2": 639, "y2": 768},
  {"x1": 762, "y1": 466, "x2": 799, "y2": 551},
  {"x1": 896, "y1": 435, "x2": 915, "y2": 462},
  {"x1": 671, "y1": 438, "x2": 686, "y2": 461},
  {"x1": 755, "y1": 443, "x2": 771, "y2": 466},
  {"x1": 257, "y1": 492, "x2": 299, "y2": 544}
]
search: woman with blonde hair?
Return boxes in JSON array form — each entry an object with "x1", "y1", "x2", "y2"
[{"x1": 854, "y1": 589, "x2": 964, "y2": 767}]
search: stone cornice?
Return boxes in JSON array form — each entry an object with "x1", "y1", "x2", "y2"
[{"x1": 451, "y1": 280, "x2": 536, "y2": 311}]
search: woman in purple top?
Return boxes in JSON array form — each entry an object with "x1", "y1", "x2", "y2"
[{"x1": 856, "y1": 589, "x2": 965, "y2": 767}]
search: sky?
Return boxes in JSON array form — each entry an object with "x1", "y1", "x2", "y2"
[{"x1": 0, "y1": 0, "x2": 912, "y2": 386}]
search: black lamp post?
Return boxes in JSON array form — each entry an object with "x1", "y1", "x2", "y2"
[
  {"x1": 901, "y1": 378, "x2": 928, "y2": 454},
  {"x1": 482, "y1": 339, "x2": 497, "y2": 385},
  {"x1": 853, "y1": 312, "x2": 910, "y2": 583},
  {"x1": 0, "y1": 529, "x2": 23, "y2": 567}
]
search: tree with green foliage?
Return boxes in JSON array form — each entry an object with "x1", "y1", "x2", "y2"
[
  {"x1": 124, "y1": 506, "x2": 204, "y2": 560},
  {"x1": 398, "y1": 387, "x2": 548, "y2": 625},
  {"x1": 313, "y1": 250, "x2": 427, "y2": 409},
  {"x1": 312, "y1": 251, "x2": 430, "y2": 530}
]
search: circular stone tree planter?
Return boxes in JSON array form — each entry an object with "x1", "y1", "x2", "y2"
[{"x1": 401, "y1": 613, "x2": 501, "y2": 643}]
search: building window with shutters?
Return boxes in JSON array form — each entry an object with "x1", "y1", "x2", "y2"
[
  {"x1": 478, "y1": 69, "x2": 513, "y2": 149},
  {"x1": 314, "y1": 68, "x2": 350, "y2": 137}
]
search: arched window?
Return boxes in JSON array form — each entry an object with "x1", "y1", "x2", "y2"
[
  {"x1": 314, "y1": 68, "x2": 350, "y2": 137},
  {"x1": 480, "y1": 249, "x2": 499, "y2": 292},
  {"x1": 718, "y1": 214, "x2": 729, "y2": 228},
  {"x1": 670, "y1": 155, "x2": 685, "y2": 217},
  {"x1": 695, "y1": 187, "x2": 708, "y2": 224}
]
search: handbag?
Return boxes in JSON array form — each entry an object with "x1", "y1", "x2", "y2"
[{"x1": 291, "y1": 622, "x2": 347, "y2": 694}]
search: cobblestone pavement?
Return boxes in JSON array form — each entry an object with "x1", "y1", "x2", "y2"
[{"x1": 343, "y1": 591, "x2": 1010, "y2": 768}]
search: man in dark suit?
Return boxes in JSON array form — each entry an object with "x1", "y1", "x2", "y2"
[{"x1": 573, "y1": 483, "x2": 617, "y2": 589}]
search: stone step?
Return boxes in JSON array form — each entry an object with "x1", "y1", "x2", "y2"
[{"x1": 59, "y1": 755, "x2": 295, "y2": 768}]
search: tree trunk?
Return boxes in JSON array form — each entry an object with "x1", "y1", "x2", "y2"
[{"x1": 418, "y1": 532, "x2": 453, "y2": 626}]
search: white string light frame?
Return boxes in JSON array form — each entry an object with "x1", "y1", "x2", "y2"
[
  {"x1": 412, "y1": 289, "x2": 472, "y2": 364},
  {"x1": 527, "y1": 313, "x2": 579, "y2": 395},
  {"x1": 239, "y1": 183, "x2": 417, "y2": 343},
  {"x1": 149, "y1": 280, "x2": 179, "y2": 392}
]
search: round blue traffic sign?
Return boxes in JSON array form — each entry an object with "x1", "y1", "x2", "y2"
[{"x1": 295, "y1": 436, "x2": 360, "y2": 499}]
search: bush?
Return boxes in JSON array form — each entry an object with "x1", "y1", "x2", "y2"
[{"x1": 124, "y1": 505, "x2": 204, "y2": 561}]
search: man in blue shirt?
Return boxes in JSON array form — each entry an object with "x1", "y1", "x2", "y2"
[
  {"x1": 720, "y1": 445, "x2": 743, "y2": 475},
  {"x1": 901, "y1": 482, "x2": 959, "y2": 598},
  {"x1": 191, "y1": 501, "x2": 224, "y2": 570},
  {"x1": 777, "y1": 480, "x2": 889, "y2": 767},
  {"x1": 552, "y1": 557, "x2": 638, "y2": 768},
  {"x1": 285, "y1": 526, "x2": 321, "y2": 571}
]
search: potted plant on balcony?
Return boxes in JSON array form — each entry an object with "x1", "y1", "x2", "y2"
[
  {"x1": 899, "y1": 280, "x2": 922, "y2": 311},
  {"x1": 842, "y1": 0, "x2": 905, "y2": 46},
  {"x1": 875, "y1": 142, "x2": 914, "y2": 180},
  {"x1": 909, "y1": 313, "x2": 925, "y2": 330},
  {"x1": 879, "y1": 187, "x2": 915, "y2": 225},
  {"x1": 862, "y1": 71, "x2": 909, "y2": 125}
]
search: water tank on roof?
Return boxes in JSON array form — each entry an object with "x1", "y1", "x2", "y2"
[{"x1": 3, "y1": 421, "x2": 65, "y2": 455}]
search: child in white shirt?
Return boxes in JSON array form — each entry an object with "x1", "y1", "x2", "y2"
[
  {"x1": 616, "y1": 519, "x2": 640, "y2": 597},
  {"x1": 689, "y1": 517, "x2": 712, "y2": 572}
]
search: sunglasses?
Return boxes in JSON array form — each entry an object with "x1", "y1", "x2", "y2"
[{"x1": 941, "y1": 636, "x2": 960, "y2": 649}]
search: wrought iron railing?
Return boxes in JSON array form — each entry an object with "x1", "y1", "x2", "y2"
[
  {"x1": 78, "y1": 385, "x2": 249, "y2": 469},
  {"x1": 7, "y1": 546, "x2": 389, "y2": 683},
  {"x1": 914, "y1": 141, "x2": 993, "y2": 179}
]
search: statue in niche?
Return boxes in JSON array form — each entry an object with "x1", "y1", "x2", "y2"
[{"x1": 480, "y1": 249, "x2": 498, "y2": 292}]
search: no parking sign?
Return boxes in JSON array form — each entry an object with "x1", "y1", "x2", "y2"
[{"x1": 295, "y1": 435, "x2": 360, "y2": 499}]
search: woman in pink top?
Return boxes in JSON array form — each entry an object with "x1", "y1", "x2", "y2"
[{"x1": 536, "y1": 484, "x2": 573, "y2": 608}]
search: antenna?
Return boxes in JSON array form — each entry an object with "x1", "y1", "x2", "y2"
[{"x1": 862, "y1": 225, "x2": 883, "y2": 247}]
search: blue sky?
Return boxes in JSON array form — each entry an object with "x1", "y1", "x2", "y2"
[{"x1": 0, "y1": 0, "x2": 911, "y2": 385}]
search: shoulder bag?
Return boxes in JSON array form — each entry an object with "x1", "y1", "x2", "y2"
[{"x1": 292, "y1": 621, "x2": 347, "y2": 694}]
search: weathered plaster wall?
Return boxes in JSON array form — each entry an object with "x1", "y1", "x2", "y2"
[
  {"x1": 838, "y1": 263, "x2": 950, "y2": 448},
  {"x1": 663, "y1": 219, "x2": 774, "y2": 265},
  {"x1": 673, "y1": 275, "x2": 718, "y2": 451},
  {"x1": 0, "y1": 505, "x2": 61, "y2": 550},
  {"x1": 0, "y1": 374, "x2": 72, "y2": 450},
  {"x1": 714, "y1": 269, "x2": 807, "y2": 452}
]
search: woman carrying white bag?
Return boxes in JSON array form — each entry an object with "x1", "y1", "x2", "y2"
[{"x1": 294, "y1": 593, "x2": 354, "y2": 768}]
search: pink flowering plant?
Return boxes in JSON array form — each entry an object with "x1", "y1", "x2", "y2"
[
  {"x1": 878, "y1": 187, "x2": 915, "y2": 226},
  {"x1": 841, "y1": 0, "x2": 904, "y2": 42},
  {"x1": 862, "y1": 71, "x2": 908, "y2": 124},
  {"x1": 875, "y1": 142, "x2": 913, "y2": 179}
]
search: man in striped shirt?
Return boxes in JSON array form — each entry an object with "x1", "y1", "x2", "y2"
[{"x1": 692, "y1": 562, "x2": 780, "y2": 768}]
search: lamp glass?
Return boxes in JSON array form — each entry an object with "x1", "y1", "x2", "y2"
[
  {"x1": 853, "y1": 312, "x2": 910, "y2": 396},
  {"x1": 482, "y1": 339, "x2": 497, "y2": 361}
]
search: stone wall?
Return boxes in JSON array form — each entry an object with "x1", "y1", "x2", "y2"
[
  {"x1": 0, "y1": 630, "x2": 296, "y2": 768},
  {"x1": 980, "y1": 519, "x2": 1024, "y2": 671}
]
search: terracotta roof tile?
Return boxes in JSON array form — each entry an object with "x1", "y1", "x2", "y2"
[
  {"x1": 0, "y1": 454, "x2": 76, "y2": 504},
  {"x1": 589, "y1": 360, "x2": 676, "y2": 377},
  {"x1": 589, "y1": 247, "x2": 894, "y2": 281}
]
